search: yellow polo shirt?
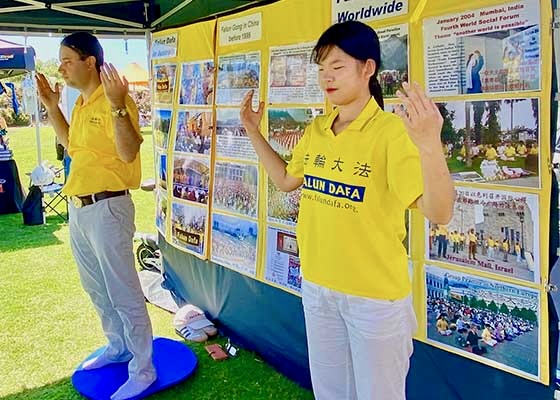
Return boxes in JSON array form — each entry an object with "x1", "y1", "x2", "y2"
[
  {"x1": 63, "y1": 85, "x2": 142, "y2": 196},
  {"x1": 286, "y1": 97, "x2": 423, "y2": 300},
  {"x1": 485, "y1": 147, "x2": 497, "y2": 160}
]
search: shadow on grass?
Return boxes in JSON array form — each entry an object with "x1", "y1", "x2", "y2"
[
  {"x1": 0, "y1": 212, "x2": 66, "y2": 253},
  {"x1": 0, "y1": 378, "x2": 84, "y2": 400},
  {"x1": 0, "y1": 337, "x2": 312, "y2": 400},
  {"x1": 0, "y1": 374, "x2": 200, "y2": 400}
]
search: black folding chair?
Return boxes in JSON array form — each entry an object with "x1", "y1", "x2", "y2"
[
  {"x1": 28, "y1": 165, "x2": 68, "y2": 222},
  {"x1": 41, "y1": 180, "x2": 68, "y2": 222}
]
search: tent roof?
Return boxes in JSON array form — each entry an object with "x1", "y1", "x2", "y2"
[
  {"x1": 0, "y1": 0, "x2": 277, "y2": 36},
  {"x1": 121, "y1": 62, "x2": 148, "y2": 84}
]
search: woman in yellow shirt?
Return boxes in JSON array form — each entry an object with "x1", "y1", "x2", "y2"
[{"x1": 240, "y1": 21, "x2": 454, "y2": 400}]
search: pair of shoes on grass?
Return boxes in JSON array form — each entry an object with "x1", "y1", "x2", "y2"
[{"x1": 174, "y1": 304, "x2": 217, "y2": 343}]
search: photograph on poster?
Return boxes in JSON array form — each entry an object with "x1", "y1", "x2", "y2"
[
  {"x1": 216, "y1": 52, "x2": 260, "y2": 105},
  {"x1": 174, "y1": 110, "x2": 213, "y2": 155},
  {"x1": 171, "y1": 201, "x2": 207, "y2": 257},
  {"x1": 426, "y1": 264, "x2": 540, "y2": 379},
  {"x1": 156, "y1": 152, "x2": 167, "y2": 190},
  {"x1": 427, "y1": 187, "x2": 539, "y2": 283},
  {"x1": 264, "y1": 226, "x2": 302, "y2": 293},
  {"x1": 172, "y1": 155, "x2": 210, "y2": 205},
  {"x1": 211, "y1": 212, "x2": 258, "y2": 277},
  {"x1": 377, "y1": 23, "x2": 409, "y2": 98},
  {"x1": 179, "y1": 60, "x2": 215, "y2": 105},
  {"x1": 216, "y1": 108, "x2": 257, "y2": 161},
  {"x1": 156, "y1": 189, "x2": 167, "y2": 236},
  {"x1": 267, "y1": 42, "x2": 323, "y2": 104},
  {"x1": 437, "y1": 98, "x2": 539, "y2": 188},
  {"x1": 267, "y1": 108, "x2": 323, "y2": 225},
  {"x1": 153, "y1": 64, "x2": 177, "y2": 104},
  {"x1": 153, "y1": 108, "x2": 172, "y2": 150},
  {"x1": 423, "y1": 1, "x2": 540, "y2": 96},
  {"x1": 212, "y1": 161, "x2": 258, "y2": 218}
]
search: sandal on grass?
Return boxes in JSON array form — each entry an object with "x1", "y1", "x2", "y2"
[
  {"x1": 175, "y1": 326, "x2": 208, "y2": 343},
  {"x1": 185, "y1": 311, "x2": 218, "y2": 337}
]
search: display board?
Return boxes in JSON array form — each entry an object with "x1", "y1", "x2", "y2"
[{"x1": 151, "y1": 0, "x2": 553, "y2": 385}]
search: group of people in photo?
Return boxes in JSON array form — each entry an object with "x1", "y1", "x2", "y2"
[
  {"x1": 446, "y1": 139, "x2": 538, "y2": 181},
  {"x1": 213, "y1": 179, "x2": 257, "y2": 218},
  {"x1": 429, "y1": 297, "x2": 536, "y2": 357},
  {"x1": 430, "y1": 224, "x2": 526, "y2": 264}
]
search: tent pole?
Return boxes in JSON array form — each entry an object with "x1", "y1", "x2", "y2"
[{"x1": 31, "y1": 71, "x2": 41, "y2": 165}]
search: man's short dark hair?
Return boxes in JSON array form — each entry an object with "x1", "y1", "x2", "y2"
[{"x1": 61, "y1": 32, "x2": 104, "y2": 72}]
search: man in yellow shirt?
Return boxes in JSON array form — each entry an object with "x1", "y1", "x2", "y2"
[
  {"x1": 468, "y1": 228, "x2": 478, "y2": 260},
  {"x1": 504, "y1": 143, "x2": 517, "y2": 159},
  {"x1": 36, "y1": 32, "x2": 155, "y2": 400},
  {"x1": 485, "y1": 144, "x2": 497, "y2": 161},
  {"x1": 488, "y1": 236, "x2": 495, "y2": 259},
  {"x1": 436, "y1": 224, "x2": 449, "y2": 259},
  {"x1": 502, "y1": 239, "x2": 510, "y2": 262},
  {"x1": 516, "y1": 141, "x2": 527, "y2": 157}
]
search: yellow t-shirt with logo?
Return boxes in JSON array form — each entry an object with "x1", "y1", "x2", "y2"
[
  {"x1": 286, "y1": 98, "x2": 423, "y2": 300},
  {"x1": 63, "y1": 85, "x2": 142, "y2": 196}
]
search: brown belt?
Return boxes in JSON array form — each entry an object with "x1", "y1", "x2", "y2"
[{"x1": 71, "y1": 190, "x2": 129, "y2": 208}]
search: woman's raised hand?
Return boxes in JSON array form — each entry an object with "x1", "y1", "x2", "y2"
[
  {"x1": 395, "y1": 81, "x2": 443, "y2": 154},
  {"x1": 240, "y1": 89, "x2": 264, "y2": 137}
]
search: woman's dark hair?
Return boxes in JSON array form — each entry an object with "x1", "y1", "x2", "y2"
[
  {"x1": 312, "y1": 21, "x2": 383, "y2": 108},
  {"x1": 61, "y1": 32, "x2": 104, "y2": 73}
]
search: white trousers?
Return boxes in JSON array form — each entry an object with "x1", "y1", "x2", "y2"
[
  {"x1": 69, "y1": 195, "x2": 155, "y2": 380},
  {"x1": 302, "y1": 280, "x2": 417, "y2": 400}
]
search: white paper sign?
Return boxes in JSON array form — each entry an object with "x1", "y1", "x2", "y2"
[
  {"x1": 151, "y1": 34, "x2": 178, "y2": 59},
  {"x1": 219, "y1": 13, "x2": 262, "y2": 46}
]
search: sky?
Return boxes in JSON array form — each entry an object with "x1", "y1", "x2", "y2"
[{"x1": 0, "y1": 34, "x2": 148, "y2": 71}]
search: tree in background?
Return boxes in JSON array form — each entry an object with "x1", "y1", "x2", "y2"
[{"x1": 0, "y1": 58, "x2": 151, "y2": 128}]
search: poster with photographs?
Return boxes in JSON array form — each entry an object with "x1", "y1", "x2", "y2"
[
  {"x1": 423, "y1": 1, "x2": 540, "y2": 96},
  {"x1": 211, "y1": 213, "x2": 258, "y2": 277},
  {"x1": 216, "y1": 52, "x2": 260, "y2": 106},
  {"x1": 437, "y1": 98, "x2": 539, "y2": 188},
  {"x1": 212, "y1": 161, "x2": 258, "y2": 218},
  {"x1": 267, "y1": 107, "x2": 323, "y2": 225},
  {"x1": 426, "y1": 264, "x2": 540, "y2": 380},
  {"x1": 155, "y1": 189, "x2": 167, "y2": 236},
  {"x1": 156, "y1": 151, "x2": 167, "y2": 190},
  {"x1": 264, "y1": 226, "x2": 302, "y2": 293},
  {"x1": 377, "y1": 23, "x2": 409, "y2": 98},
  {"x1": 171, "y1": 201, "x2": 207, "y2": 258},
  {"x1": 172, "y1": 155, "x2": 210, "y2": 205},
  {"x1": 174, "y1": 110, "x2": 213, "y2": 155},
  {"x1": 427, "y1": 187, "x2": 539, "y2": 283},
  {"x1": 267, "y1": 42, "x2": 323, "y2": 104},
  {"x1": 153, "y1": 108, "x2": 172, "y2": 150},
  {"x1": 179, "y1": 60, "x2": 215, "y2": 105},
  {"x1": 153, "y1": 64, "x2": 177, "y2": 104},
  {"x1": 216, "y1": 108, "x2": 257, "y2": 161}
]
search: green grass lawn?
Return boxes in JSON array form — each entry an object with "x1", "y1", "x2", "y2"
[
  {"x1": 446, "y1": 150, "x2": 534, "y2": 174},
  {"x1": 0, "y1": 126, "x2": 312, "y2": 400}
]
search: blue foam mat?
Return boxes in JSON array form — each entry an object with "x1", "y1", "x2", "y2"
[{"x1": 72, "y1": 337, "x2": 197, "y2": 400}]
